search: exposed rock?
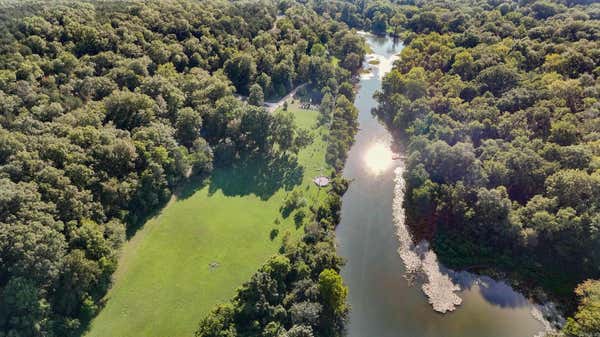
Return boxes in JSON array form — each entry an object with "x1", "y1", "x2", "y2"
[{"x1": 393, "y1": 165, "x2": 463, "y2": 313}]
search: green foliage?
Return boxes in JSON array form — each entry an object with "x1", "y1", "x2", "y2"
[
  {"x1": 318, "y1": 269, "x2": 348, "y2": 316},
  {"x1": 476, "y1": 64, "x2": 520, "y2": 97},
  {"x1": 326, "y1": 95, "x2": 359, "y2": 171},
  {"x1": 280, "y1": 189, "x2": 307, "y2": 218},
  {"x1": 319, "y1": 92, "x2": 334, "y2": 125},
  {"x1": 0, "y1": 0, "x2": 361, "y2": 335},
  {"x1": 104, "y1": 90, "x2": 155, "y2": 130},
  {"x1": 225, "y1": 53, "x2": 257, "y2": 95},
  {"x1": 371, "y1": 0, "x2": 600, "y2": 315},
  {"x1": 175, "y1": 107, "x2": 202, "y2": 148},
  {"x1": 194, "y1": 304, "x2": 237, "y2": 337},
  {"x1": 563, "y1": 280, "x2": 600, "y2": 337},
  {"x1": 248, "y1": 83, "x2": 265, "y2": 107},
  {"x1": 294, "y1": 209, "x2": 307, "y2": 227},
  {"x1": 372, "y1": 12, "x2": 389, "y2": 35}
]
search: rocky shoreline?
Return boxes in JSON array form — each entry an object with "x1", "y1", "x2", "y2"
[{"x1": 393, "y1": 165, "x2": 463, "y2": 313}]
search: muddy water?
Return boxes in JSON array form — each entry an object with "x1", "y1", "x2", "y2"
[{"x1": 335, "y1": 33, "x2": 548, "y2": 337}]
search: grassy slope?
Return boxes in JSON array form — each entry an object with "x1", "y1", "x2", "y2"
[{"x1": 87, "y1": 102, "x2": 330, "y2": 337}]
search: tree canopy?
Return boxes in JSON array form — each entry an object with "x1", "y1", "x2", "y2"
[
  {"x1": 369, "y1": 0, "x2": 599, "y2": 333},
  {"x1": 0, "y1": 1, "x2": 363, "y2": 335}
]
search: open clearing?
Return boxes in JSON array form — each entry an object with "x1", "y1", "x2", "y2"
[{"x1": 86, "y1": 102, "x2": 330, "y2": 337}]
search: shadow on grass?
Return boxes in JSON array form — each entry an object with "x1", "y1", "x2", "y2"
[
  {"x1": 92, "y1": 155, "x2": 302, "y2": 336},
  {"x1": 124, "y1": 152, "x2": 303, "y2": 239},
  {"x1": 209, "y1": 152, "x2": 304, "y2": 200},
  {"x1": 125, "y1": 174, "x2": 210, "y2": 239},
  {"x1": 175, "y1": 174, "x2": 210, "y2": 200},
  {"x1": 125, "y1": 206, "x2": 163, "y2": 239}
]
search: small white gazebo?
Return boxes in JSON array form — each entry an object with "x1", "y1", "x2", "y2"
[{"x1": 313, "y1": 176, "x2": 330, "y2": 187}]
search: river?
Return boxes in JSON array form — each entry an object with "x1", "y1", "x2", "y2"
[{"x1": 335, "y1": 32, "x2": 551, "y2": 337}]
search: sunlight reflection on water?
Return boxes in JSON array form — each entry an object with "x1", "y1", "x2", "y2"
[
  {"x1": 339, "y1": 31, "x2": 557, "y2": 337},
  {"x1": 364, "y1": 141, "x2": 394, "y2": 175}
]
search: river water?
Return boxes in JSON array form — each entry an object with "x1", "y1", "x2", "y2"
[{"x1": 335, "y1": 33, "x2": 550, "y2": 337}]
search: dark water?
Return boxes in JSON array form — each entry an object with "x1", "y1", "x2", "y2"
[{"x1": 335, "y1": 33, "x2": 547, "y2": 337}]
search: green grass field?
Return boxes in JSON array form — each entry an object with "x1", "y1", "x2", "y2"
[{"x1": 86, "y1": 102, "x2": 331, "y2": 337}]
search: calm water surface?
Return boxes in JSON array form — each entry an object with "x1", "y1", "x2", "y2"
[{"x1": 335, "y1": 33, "x2": 547, "y2": 337}]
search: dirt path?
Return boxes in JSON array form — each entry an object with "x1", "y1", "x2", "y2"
[{"x1": 265, "y1": 83, "x2": 307, "y2": 112}]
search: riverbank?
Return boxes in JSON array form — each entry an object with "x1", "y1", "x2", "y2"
[{"x1": 336, "y1": 32, "x2": 550, "y2": 337}]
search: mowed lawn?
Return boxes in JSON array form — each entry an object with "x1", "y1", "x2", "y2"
[{"x1": 86, "y1": 102, "x2": 331, "y2": 337}]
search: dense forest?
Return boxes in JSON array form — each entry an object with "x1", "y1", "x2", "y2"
[
  {"x1": 354, "y1": 0, "x2": 599, "y2": 335},
  {"x1": 2, "y1": 0, "x2": 600, "y2": 336},
  {"x1": 0, "y1": 1, "x2": 364, "y2": 336}
]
